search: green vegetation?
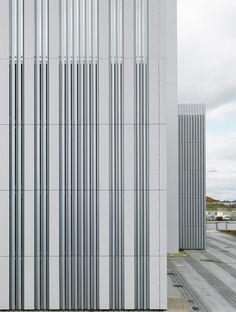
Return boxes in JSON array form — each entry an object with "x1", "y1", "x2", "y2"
[
  {"x1": 168, "y1": 251, "x2": 188, "y2": 259},
  {"x1": 206, "y1": 202, "x2": 236, "y2": 213},
  {"x1": 206, "y1": 202, "x2": 227, "y2": 210},
  {"x1": 219, "y1": 230, "x2": 236, "y2": 237}
]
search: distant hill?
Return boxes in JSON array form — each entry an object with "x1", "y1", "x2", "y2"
[
  {"x1": 206, "y1": 196, "x2": 220, "y2": 203},
  {"x1": 206, "y1": 196, "x2": 235, "y2": 210}
]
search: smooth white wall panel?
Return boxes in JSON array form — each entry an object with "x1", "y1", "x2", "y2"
[
  {"x1": 0, "y1": 0, "x2": 9, "y2": 59},
  {"x1": 0, "y1": 257, "x2": 9, "y2": 309},
  {"x1": 99, "y1": 125, "x2": 109, "y2": 189},
  {"x1": 160, "y1": 191, "x2": 168, "y2": 256},
  {"x1": 124, "y1": 0, "x2": 134, "y2": 59},
  {"x1": 160, "y1": 125, "x2": 167, "y2": 190},
  {"x1": 150, "y1": 256, "x2": 160, "y2": 308},
  {"x1": 99, "y1": 0, "x2": 109, "y2": 59},
  {"x1": 0, "y1": 191, "x2": 9, "y2": 257},
  {"x1": 24, "y1": 257, "x2": 34, "y2": 309},
  {"x1": 124, "y1": 191, "x2": 135, "y2": 255},
  {"x1": 160, "y1": 256, "x2": 167, "y2": 308},
  {"x1": 49, "y1": 0, "x2": 60, "y2": 59},
  {"x1": 0, "y1": 61, "x2": 9, "y2": 124},
  {"x1": 99, "y1": 191, "x2": 109, "y2": 256},
  {"x1": 49, "y1": 125, "x2": 59, "y2": 190},
  {"x1": 124, "y1": 257, "x2": 135, "y2": 308},
  {"x1": 124, "y1": 60, "x2": 135, "y2": 124},
  {"x1": 149, "y1": 125, "x2": 160, "y2": 190},
  {"x1": 99, "y1": 257, "x2": 109, "y2": 309},
  {"x1": 0, "y1": 126, "x2": 9, "y2": 190},
  {"x1": 24, "y1": 192, "x2": 34, "y2": 256},
  {"x1": 149, "y1": 0, "x2": 159, "y2": 60},
  {"x1": 24, "y1": 61, "x2": 34, "y2": 124},
  {"x1": 149, "y1": 60, "x2": 160, "y2": 124},
  {"x1": 49, "y1": 60, "x2": 60, "y2": 124},
  {"x1": 49, "y1": 191, "x2": 59, "y2": 257},
  {"x1": 49, "y1": 257, "x2": 60, "y2": 309},
  {"x1": 99, "y1": 60, "x2": 109, "y2": 124},
  {"x1": 124, "y1": 125, "x2": 135, "y2": 190},
  {"x1": 24, "y1": 126, "x2": 34, "y2": 190},
  {"x1": 24, "y1": 0, "x2": 34, "y2": 59},
  {"x1": 158, "y1": 0, "x2": 166, "y2": 59},
  {"x1": 149, "y1": 191, "x2": 160, "y2": 256}
]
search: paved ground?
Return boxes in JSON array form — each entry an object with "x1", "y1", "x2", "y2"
[{"x1": 168, "y1": 229, "x2": 236, "y2": 311}]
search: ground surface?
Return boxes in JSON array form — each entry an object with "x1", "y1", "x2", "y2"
[{"x1": 168, "y1": 229, "x2": 236, "y2": 311}]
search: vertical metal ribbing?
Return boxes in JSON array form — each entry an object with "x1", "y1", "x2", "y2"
[
  {"x1": 202, "y1": 109, "x2": 206, "y2": 249},
  {"x1": 82, "y1": 1, "x2": 99, "y2": 309},
  {"x1": 109, "y1": 0, "x2": 124, "y2": 309},
  {"x1": 180, "y1": 112, "x2": 183, "y2": 248},
  {"x1": 144, "y1": 61, "x2": 149, "y2": 307},
  {"x1": 77, "y1": 60, "x2": 81, "y2": 309},
  {"x1": 90, "y1": 61, "x2": 99, "y2": 310},
  {"x1": 34, "y1": 0, "x2": 49, "y2": 309},
  {"x1": 59, "y1": 0, "x2": 66, "y2": 308},
  {"x1": 9, "y1": 0, "x2": 24, "y2": 309},
  {"x1": 9, "y1": 59, "x2": 16, "y2": 310},
  {"x1": 59, "y1": 1, "x2": 99, "y2": 309},
  {"x1": 59, "y1": 1, "x2": 74, "y2": 308},
  {"x1": 180, "y1": 112, "x2": 183, "y2": 249},
  {"x1": 135, "y1": 62, "x2": 149, "y2": 309},
  {"x1": 178, "y1": 115, "x2": 181, "y2": 246},
  {"x1": 77, "y1": 61, "x2": 84, "y2": 310},
  {"x1": 77, "y1": 3, "x2": 84, "y2": 309},
  {"x1": 34, "y1": 35, "x2": 40, "y2": 312},
  {"x1": 109, "y1": 63, "x2": 124, "y2": 309},
  {"x1": 59, "y1": 61, "x2": 66, "y2": 309},
  {"x1": 71, "y1": 1, "x2": 78, "y2": 308},
  {"x1": 134, "y1": 0, "x2": 149, "y2": 309},
  {"x1": 179, "y1": 104, "x2": 206, "y2": 250},
  {"x1": 81, "y1": 62, "x2": 86, "y2": 310},
  {"x1": 109, "y1": 63, "x2": 114, "y2": 308},
  {"x1": 65, "y1": 1, "x2": 72, "y2": 306},
  {"x1": 85, "y1": 59, "x2": 90, "y2": 310}
]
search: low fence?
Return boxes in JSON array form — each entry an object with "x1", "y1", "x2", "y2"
[{"x1": 207, "y1": 221, "x2": 236, "y2": 231}]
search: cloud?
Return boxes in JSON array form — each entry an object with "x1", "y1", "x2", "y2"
[
  {"x1": 206, "y1": 131, "x2": 236, "y2": 200},
  {"x1": 207, "y1": 132, "x2": 236, "y2": 161},
  {"x1": 179, "y1": 0, "x2": 236, "y2": 200},
  {"x1": 207, "y1": 174, "x2": 236, "y2": 201},
  {"x1": 178, "y1": 0, "x2": 236, "y2": 110},
  {"x1": 207, "y1": 103, "x2": 236, "y2": 121}
]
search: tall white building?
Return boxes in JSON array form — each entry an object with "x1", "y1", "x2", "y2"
[
  {"x1": 179, "y1": 104, "x2": 206, "y2": 250},
  {"x1": 166, "y1": 0, "x2": 178, "y2": 254},
  {"x1": 0, "y1": 0, "x2": 176, "y2": 310}
]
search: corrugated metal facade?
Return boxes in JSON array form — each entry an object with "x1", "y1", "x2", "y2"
[
  {"x1": 179, "y1": 104, "x2": 206, "y2": 250},
  {"x1": 0, "y1": 0, "x2": 172, "y2": 310}
]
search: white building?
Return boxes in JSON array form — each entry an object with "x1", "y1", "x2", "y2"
[
  {"x1": 179, "y1": 104, "x2": 206, "y2": 250},
  {"x1": 166, "y1": 0, "x2": 178, "y2": 254},
  {"x1": 0, "y1": 0, "x2": 176, "y2": 310}
]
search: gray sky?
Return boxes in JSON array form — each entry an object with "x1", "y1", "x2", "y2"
[{"x1": 178, "y1": 0, "x2": 236, "y2": 201}]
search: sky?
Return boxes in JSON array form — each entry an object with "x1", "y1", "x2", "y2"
[{"x1": 178, "y1": 0, "x2": 236, "y2": 201}]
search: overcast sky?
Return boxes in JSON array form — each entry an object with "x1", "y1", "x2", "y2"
[{"x1": 178, "y1": 0, "x2": 236, "y2": 201}]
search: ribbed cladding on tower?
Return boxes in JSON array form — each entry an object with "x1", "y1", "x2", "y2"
[
  {"x1": 59, "y1": 0, "x2": 99, "y2": 309},
  {"x1": 34, "y1": 0, "x2": 50, "y2": 309},
  {"x1": 134, "y1": 0, "x2": 150, "y2": 309},
  {"x1": 109, "y1": 0, "x2": 124, "y2": 309},
  {"x1": 178, "y1": 104, "x2": 206, "y2": 250},
  {"x1": 9, "y1": 0, "x2": 25, "y2": 309}
]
